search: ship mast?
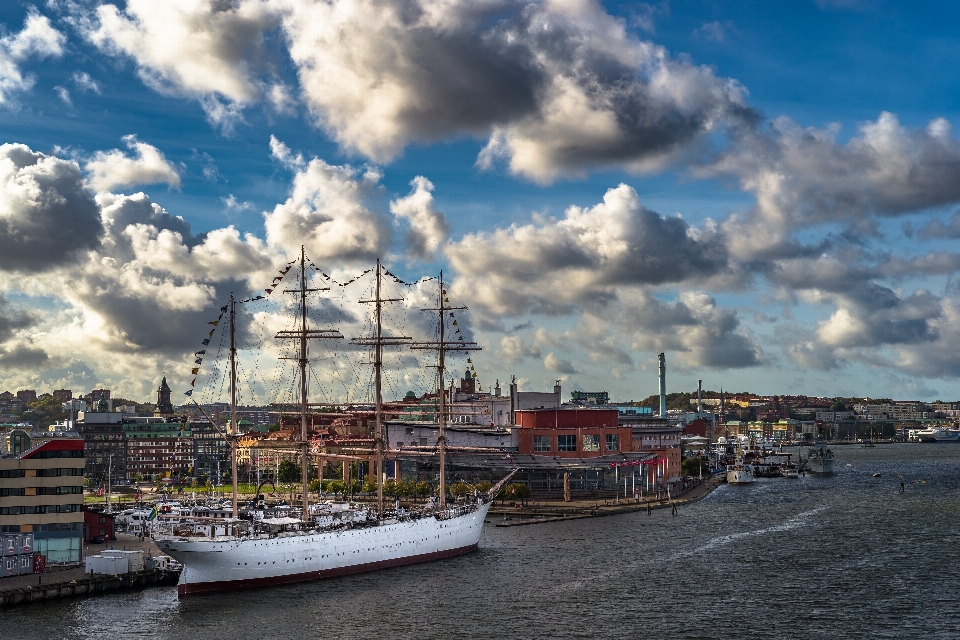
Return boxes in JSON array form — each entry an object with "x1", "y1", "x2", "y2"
[
  {"x1": 351, "y1": 261, "x2": 410, "y2": 515},
  {"x1": 229, "y1": 293, "x2": 238, "y2": 518},
  {"x1": 411, "y1": 271, "x2": 479, "y2": 509},
  {"x1": 275, "y1": 247, "x2": 342, "y2": 521}
]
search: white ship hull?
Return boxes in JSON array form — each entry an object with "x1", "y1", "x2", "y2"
[
  {"x1": 726, "y1": 466, "x2": 754, "y2": 485},
  {"x1": 155, "y1": 502, "x2": 490, "y2": 596},
  {"x1": 916, "y1": 428, "x2": 960, "y2": 443},
  {"x1": 807, "y1": 458, "x2": 833, "y2": 475}
]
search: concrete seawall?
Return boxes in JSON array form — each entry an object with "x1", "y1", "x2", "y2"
[{"x1": 0, "y1": 568, "x2": 176, "y2": 607}]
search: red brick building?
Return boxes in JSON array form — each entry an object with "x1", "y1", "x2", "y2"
[{"x1": 516, "y1": 408, "x2": 631, "y2": 458}]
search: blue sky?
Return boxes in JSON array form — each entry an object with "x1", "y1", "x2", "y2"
[{"x1": 0, "y1": 0, "x2": 958, "y2": 404}]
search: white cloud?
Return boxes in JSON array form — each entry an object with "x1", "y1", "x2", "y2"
[
  {"x1": 710, "y1": 113, "x2": 960, "y2": 261},
  {"x1": 221, "y1": 194, "x2": 254, "y2": 213},
  {"x1": 0, "y1": 9, "x2": 65, "y2": 105},
  {"x1": 445, "y1": 183, "x2": 726, "y2": 316},
  {"x1": 389, "y1": 176, "x2": 449, "y2": 259},
  {"x1": 497, "y1": 335, "x2": 541, "y2": 365},
  {"x1": 269, "y1": 134, "x2": 303, "y2": 169},
  {"x1": 78, "y1": 2, "x2": 751, "y2": 179},
  {"x1": 85, "y1": 135, "x2": 182, "y2": 192},
  {"x1": 264, "y1": 142, "x2": 390, "y2": 262},
  {"x1": 0, "y1": 143, "x2": 102, "y2": 272},
  {"x1": 82, "y1": 0, "x2": 281, "y2": 123},
  {"x1": 71, "y1": 71, "x2": 101, "y2": 94},
  {"x1": 54, "y1": 85, "x2": 71, "y2": 105},
  {"x1": 282, "y1": 0, "x2": 751, "y2": 182}
]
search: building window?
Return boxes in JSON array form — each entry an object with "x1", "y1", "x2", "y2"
[
  {"x1": 557, "y1": 435, "x2": 576, "y2": 452},
  {"x1": 606, "y1": 434, "x2": 619, "y2": 451},
  {"x1": 533, "y1": 435, "x2": 551, "y2": 452},
  {"x1": 582, "y1": 435, "x2": 600, "y2": 452}
]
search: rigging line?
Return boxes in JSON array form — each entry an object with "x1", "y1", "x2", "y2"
[{"x1": 306, "y1": 360, "x2": 330, "y2": 405}]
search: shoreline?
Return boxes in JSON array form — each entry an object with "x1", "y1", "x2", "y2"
[{"x1": 490, "y1": 473, "x2": 725, "y2": 527}]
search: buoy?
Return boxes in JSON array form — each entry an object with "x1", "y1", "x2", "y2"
[{"x1": 872, "y1": 473, "x2": 881, "y2": 478}]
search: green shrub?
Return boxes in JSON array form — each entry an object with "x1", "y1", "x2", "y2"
[
  {"x1": 449, "y1": 481, "x2": 474, "y2": 497},
  {"x1": 499, "y1": 483, "x2": 530, "y2": 501}
]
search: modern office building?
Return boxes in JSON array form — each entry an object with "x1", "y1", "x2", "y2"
[{"x1": 0, "y1": 433, "x2": 84, "y2": 563}]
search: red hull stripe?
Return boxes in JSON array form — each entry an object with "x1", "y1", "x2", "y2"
[{"x1": 177, "y1": 543, "x2": 479, "y2": 596}]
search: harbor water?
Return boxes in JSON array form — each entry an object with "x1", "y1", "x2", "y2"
[{"x1": 5, "y1": 444, "x2": 959, "y2": 639}]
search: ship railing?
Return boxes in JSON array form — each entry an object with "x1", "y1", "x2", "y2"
[{"x1": 152, "y1": 516, "x2": 252, "y2": 540}]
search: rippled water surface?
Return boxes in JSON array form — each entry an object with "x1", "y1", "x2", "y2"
[{"x1": 6, "y1": 444, "x2": 959, "y2": 639}]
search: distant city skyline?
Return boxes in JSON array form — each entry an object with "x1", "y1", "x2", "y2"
[{"x1": 1, "y1": 2, "x2": 959, "y2": 403}]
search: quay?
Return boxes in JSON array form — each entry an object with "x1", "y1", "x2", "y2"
[
  {"x1": 491, "y1": 473, "x2": 723, "y2": 526},
  {"x1": 0, "y1": 568, "x2": 175, "y2": 607},
  {"x1": 0, "y1": 533, "x2": 174, "y2": 608}
]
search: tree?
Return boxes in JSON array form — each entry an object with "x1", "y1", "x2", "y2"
[
  {"x1": 324, "y1": 480, "x2": 346, "y2": 497},
  {"x1": 830, "y1": 400, "x2": 847, "y2": 412},
  {"x1": 681, "y1": 457, "x2": 708, "y2": 477},
  {"x1": 473, "y1": 480, "x2": 493, "y2": 494},
  {"x1": 499, "y1": 483, "x2": 530, "y2": 502},
  {"x1": 449, "y1": 481, "x2": 474, "y2": 497},
  {"x1": 414, "y1": 481, "x2": 432, "y2": 501},
  {"x1": 23, "y1": 397, "x2": 69, "y2": 427},
  {"x1": 277, "y1": 460, "x2": 301, "y2": 484}
]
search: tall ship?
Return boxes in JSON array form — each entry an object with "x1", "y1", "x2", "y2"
[
  {"x1": 804, "y1": 445, "x2": 834, "y2": 476},
  {"x1": 152, "y1": 251, "x2": 510, "y2": 595}
]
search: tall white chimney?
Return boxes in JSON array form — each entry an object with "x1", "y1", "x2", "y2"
[
  {"x1": 697, "y1": 379, "x2": 703, "y2": 413},
  {"x1": 658, "y1": 353, "x2": 666, "y2": 417}
]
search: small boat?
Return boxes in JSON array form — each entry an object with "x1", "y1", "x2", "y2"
[
  {"x1": 781, "y1": 468, "x2": 799, "y2": 479},
  {"x1": 872, "y1": 473, "x2": 881, "y2": 478}
]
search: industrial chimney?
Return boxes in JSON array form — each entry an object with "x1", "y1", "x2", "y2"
[
  {"x1": 658, "y1": 353, "x2": 666, "y2": 417},
  {"x1": 697, "y1": 379, "x2": 703, "y2": 413}
]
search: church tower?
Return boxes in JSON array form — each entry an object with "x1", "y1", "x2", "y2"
[{"x1": 155, "y1": 376, "x2": 174, "y2": 416}]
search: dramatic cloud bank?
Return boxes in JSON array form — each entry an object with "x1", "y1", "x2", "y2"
[
  {"x1": 80, "y1": 0, "x2": 752, "y2": 181},
  {"x1": 1, "y1": 3, "x2": 960, "y2": 398}
]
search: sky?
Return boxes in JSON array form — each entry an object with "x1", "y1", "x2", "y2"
[{"x1": 1, "y1": 0, "x2": 960, "y2": 404}]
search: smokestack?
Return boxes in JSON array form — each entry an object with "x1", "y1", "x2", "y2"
[
  {"x1": 494, "y1": 379, "x2": 501, "y2": 397},
  {"x1": 509, "y1": 375, "x2": 517, "y2": 424},
  {"x1": 658, "y1": 353, "x2": 666, "y2": 417},
  {"x1": 697, "y1": 379, "x2": 703, "y2": 413}
]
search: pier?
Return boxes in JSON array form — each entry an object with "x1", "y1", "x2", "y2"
[{"x1": 491, "y1": 473, "x2": 723, "y2": 526}]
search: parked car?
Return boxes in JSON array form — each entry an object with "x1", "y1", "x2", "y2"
[{"x1": 89, "y1": 535, "x2": 105, "y2": 544}]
